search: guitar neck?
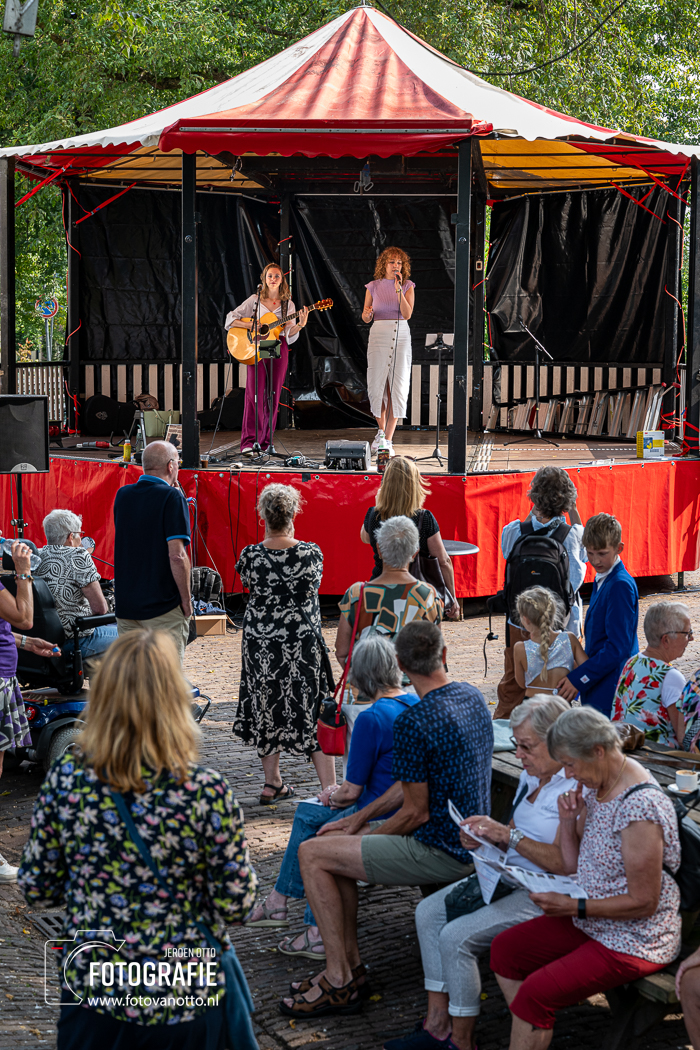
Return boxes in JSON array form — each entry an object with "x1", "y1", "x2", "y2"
[{"x1": 267, "y1": 303, "x2": 318, "y2": 326}]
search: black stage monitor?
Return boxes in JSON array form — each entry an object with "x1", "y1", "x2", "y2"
[{"x1": 0, "y1": 395, "x2": 50, "y2": 474}]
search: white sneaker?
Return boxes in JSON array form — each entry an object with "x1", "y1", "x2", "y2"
[
  {"x1": 386, "y1": 441, "x2": 396, "y2": 457},
  {"x1": 371, "y1": 430, "x2": 385, "y2": 453},
  {"x1": 0, "y1": 861, "x2": 18, "y2": 883}
]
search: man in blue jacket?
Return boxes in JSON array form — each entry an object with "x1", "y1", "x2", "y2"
[{"x1": 557, "y1": 513, "x2": 639, "y2": 715}]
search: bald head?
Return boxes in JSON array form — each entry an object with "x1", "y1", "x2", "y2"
[{"x1": 142, "y1": 440, "x2": 178, "y2": 481}]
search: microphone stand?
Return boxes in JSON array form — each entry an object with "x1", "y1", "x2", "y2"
[
  {"x1": 416, "y1": 334, "x2": 450, "y2": 466},
  {"x1": 504, "y1": 319, "x2": 559, "y2": 449},
  {"x1": 248, "y1": 284, "x2": 267, "y2": 459}
]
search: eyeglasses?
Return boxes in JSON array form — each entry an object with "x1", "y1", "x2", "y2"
[
  {"x1": 509, "y1": 736, "x2": 541, "y2": 755},
  {"x1": 668, "y1": 630, "x2": 694, "y2": 639}
]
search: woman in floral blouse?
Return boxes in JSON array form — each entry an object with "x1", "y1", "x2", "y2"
[
  {"x1": 18, "y1": 630, "x2": 257, "y2": 1049},
  {"x1": 611, "y1": 601, "x2": 692, "y2": 745}
]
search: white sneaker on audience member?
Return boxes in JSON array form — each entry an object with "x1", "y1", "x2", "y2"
[
  {"x1": 371, "y1": 430, "x2": 385, "y2": 452},
  {"x1": 0, "y1": 855, "x2": 18, "y2": 882}
]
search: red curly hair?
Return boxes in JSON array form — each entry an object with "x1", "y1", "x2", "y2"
[{"x1": 373, "y1": 246, "x2": 411, "y2": 282}]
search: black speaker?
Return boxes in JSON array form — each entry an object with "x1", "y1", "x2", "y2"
[{"x1": 0, "y1": 395, "x2": 50, "y2": 474}]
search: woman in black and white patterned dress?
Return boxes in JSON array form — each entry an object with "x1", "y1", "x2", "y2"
[{"x1": 233, "y1": 484, "x2": 336, "y2": 804}]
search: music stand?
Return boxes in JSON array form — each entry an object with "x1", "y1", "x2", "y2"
[
  {"x1": 416, "y1": 333, "x2": 452, "y2": 466},
  {"x1": 504, "y1": 320, "x2": 559, "y2": 449}
]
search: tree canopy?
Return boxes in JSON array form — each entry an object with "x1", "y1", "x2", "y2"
[{"x1": 3, "y1": 0, "x2": 700, "y2": 352}]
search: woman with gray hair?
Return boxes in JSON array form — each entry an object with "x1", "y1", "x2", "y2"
[
  {"x1": 246, "y1": 634, "x2": 419, "y2": 976},
  {"x1": 34, "y1": 509, "x2": 115, "y2": 669},
  {"x1": 384, "y1": 696, "x2": 575, "y2": 1050},
  {"x1": 612, "y1": 600, "x2": 692, "y2": 745},
  {"x1": 335, "y1": 515, "x2": 442, "y2": 671},
  {"x1": 490, "y1": 706, "x2": 680, "y2": 1050},
  {"x1": 234, "y1": 483, "x2": 334, "y2": 804}
]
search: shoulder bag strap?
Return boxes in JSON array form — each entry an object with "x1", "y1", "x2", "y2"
[
  {"x1": 334, "y1": 584, "x2": 364, "y2": 717},
  {"x1": 551, "y1": 522, "x2": 573, "y2": 544},
  {"x1": 110, "y1": 790, "x2": 220, "y2": 953},
  {"x1": 110, "y1": 790, "x2": 257, "y2": 1037},
  {"x1": 258, "y1": 545, "x2": 335, "y2": 689},
  {"x1": 506, "y1": 783, "x2": 530, "y2": 824}
]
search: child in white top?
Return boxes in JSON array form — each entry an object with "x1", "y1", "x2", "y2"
[{"x1": 514, "y1": 586, "x2": 588, "y2": 697}]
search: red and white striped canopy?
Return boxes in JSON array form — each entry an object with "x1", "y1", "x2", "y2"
[{"x1": 3, "y1": 5, "x2": 697, "y2": 190}]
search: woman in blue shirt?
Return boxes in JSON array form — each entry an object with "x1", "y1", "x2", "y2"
[{"x1": 245, "y1": 634, "x2": 419, "y2": 980}]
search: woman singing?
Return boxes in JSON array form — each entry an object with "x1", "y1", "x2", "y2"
[
  {"x1": 225, "y1": 263, "x2": 308, "y2": 455},
  {"x1": 362, "y1": 247, "x2": 415, "y2": 456}
]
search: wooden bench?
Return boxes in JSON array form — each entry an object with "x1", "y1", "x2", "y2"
[{"x1": 603, "y1": 924, "x2": 699, "y2": 1050}]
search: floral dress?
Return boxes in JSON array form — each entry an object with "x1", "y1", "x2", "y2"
[
  {"x1": 18, "y1": 755, "x2": 257, "y2": 1026},
  {"x1": 0, "y1": 582, "x2": 31, "y2": 754},
  {"x1": 678, "y1": 671, "x2": 700, "y2": 751},
  {"x1": 234, "y1": 541, "x2": 332, "y2": 758},
  {"x1": 612, "y1": 653, "x2": 684, "y2": 745},
  {"x1": 574, "y1": 779, "x2": 681, "y2": 964}
]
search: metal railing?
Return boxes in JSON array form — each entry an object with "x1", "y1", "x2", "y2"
[{"x1": 15, "y1": 363, "x2": 67, "y2": 423}]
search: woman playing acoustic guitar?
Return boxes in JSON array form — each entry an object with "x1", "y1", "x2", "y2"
[{"x1": 225, "y1": 263, "x2": 308, "y2": 455}]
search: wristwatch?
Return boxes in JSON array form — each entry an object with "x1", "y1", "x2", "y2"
[
  {"x1": 578, "y1": 898, "x2": 587, "y2": 919},
  {"x1": 509, "y1": 828, "x2": 525, "y2": 851},
  {"x1": 20, "y1": 635, "x2": 27, "y2": 649}
]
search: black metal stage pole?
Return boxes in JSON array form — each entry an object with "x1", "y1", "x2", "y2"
[
  {"x1": 448, "y1": 139, "x2": 471, "y2": 474},
  {"x1": 688, "y1": 157, "x2": 700, "y2": 454},
  {"x1": 181, "y1": 153, "x2": 199, "y2": 468},
  {"x1": 0, "y1": 158, "x2": 16, "y2": 398}
]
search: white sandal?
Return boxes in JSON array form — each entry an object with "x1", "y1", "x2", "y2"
[{"x1": 245, "y1": 898, "x2": 289, "y2": 928}]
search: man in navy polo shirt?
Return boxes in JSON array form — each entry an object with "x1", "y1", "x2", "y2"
[
  {"x1": 285, "y1": 621, "x2": 493, "y2": 1016},
  {"x1": 113, "y1": 440, "x2": 192, "y2": 661}
]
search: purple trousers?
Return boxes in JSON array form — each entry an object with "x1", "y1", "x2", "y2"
[{"x1": 240, "y1": 340, "x2": 289, "y2": 450}]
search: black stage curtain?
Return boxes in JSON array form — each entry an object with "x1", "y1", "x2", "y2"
[
  {"x1": 486, "y1": 186, "x2": 672, "y2": 364},
  {"x1": 75, "y1": 186, "x2": 280, "y2": 365},
  {"x1": 73, "y1": 185, "x2": 457, "y2": 420},
  {"x1": 289, "y1": 196, "x2": 456, "y2": 421}
]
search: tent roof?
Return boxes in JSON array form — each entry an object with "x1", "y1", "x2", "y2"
[{"x1": 4, "y1": 5, "x2": 698, "y2": 194}]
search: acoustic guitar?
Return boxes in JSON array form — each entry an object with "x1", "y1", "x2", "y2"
[{"x1": 227, "y1": 298, "x2": 333, "y2": 364}]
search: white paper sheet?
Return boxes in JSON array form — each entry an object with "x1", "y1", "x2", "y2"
[{"x1": 447, "y1": 799, "x2": 588, "y2": 900}]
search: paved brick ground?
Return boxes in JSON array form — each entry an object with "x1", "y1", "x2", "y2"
[{"x1": 2, "y1": 573, "x2": 700, "y2": 1049}]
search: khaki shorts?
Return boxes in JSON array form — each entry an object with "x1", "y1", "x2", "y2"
[
  {"x1": 361, "y1": 834, "x2": 474, "y2": 886},
  {"x1": 117, "y1": 605, "x2": 190, "y2": 664}
]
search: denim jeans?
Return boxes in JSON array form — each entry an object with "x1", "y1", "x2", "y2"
[
  {"x1": 275, "y1": 801, "x2": 359, "y2": 926},
  {"x1": 63, "y1": 624, "x2": 119, "y2": 661}
]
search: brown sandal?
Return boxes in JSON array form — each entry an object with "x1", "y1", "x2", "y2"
[
  {"x1": 290, "y1": 963, "x2": 369, "y2": 998},
  {"x1": 279, "y1": 974, "x2": 363, "y2": 1017}
]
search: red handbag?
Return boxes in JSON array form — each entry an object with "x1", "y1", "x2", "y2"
[{"x1": 316, "y1": 585, "x2": 364, "y2": 756}]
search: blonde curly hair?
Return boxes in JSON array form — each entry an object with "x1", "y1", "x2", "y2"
[
  {"x1": 516, "y1": 586, "x2": 566, "y2": 683},
  {"x1": 373, "y1": 246, "x2": 411, "y2": 282}
]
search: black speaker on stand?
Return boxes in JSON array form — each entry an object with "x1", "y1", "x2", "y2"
[{"x1": 0, "y1": 395, "x2": 50, "y2": 539}]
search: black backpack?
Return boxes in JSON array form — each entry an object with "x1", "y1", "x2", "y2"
[
  {"x1": 623, "y1": 782, "x2": 700, "y2": 913},
  {"x1": 503, "y1": 520, "x2": 575, "y2": 624}
]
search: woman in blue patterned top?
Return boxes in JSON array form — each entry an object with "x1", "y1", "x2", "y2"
[{"x1": 18, "y1": 630, "x2": 257, "y2": 1049}]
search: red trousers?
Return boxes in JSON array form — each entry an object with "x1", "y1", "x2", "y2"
[{"x1": 490, "y1": 915, "x2": 666, "y2": 1029}]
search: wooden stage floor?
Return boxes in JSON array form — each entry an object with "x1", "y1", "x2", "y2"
[{"x1": 52, "y1": 427, "x2": 681, "y2": 474}]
